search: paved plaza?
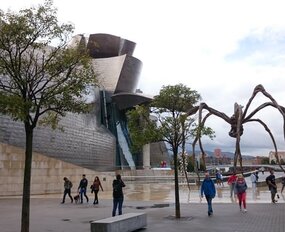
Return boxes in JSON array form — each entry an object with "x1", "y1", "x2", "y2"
[{"x1": 1, "y1": 184, "x2": 285, "y2": 232}]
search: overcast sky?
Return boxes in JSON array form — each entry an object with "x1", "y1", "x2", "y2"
[{"x1": 3, "y1": 0, "x2": 285, "y2": 156}]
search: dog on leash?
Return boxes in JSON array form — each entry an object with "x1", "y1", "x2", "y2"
[{"x1": 73, "y1": 194, "x2": 80, "y2": 204}]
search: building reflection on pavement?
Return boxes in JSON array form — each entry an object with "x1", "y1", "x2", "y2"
[
  {"x1": 121, "y1": 182, "x2": 285, "y2": 204},
  {"x1": 120, "y1": 171, "x2": 285, "y2": 204}
]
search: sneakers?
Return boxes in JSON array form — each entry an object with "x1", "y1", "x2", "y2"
[{"x1": 243, "y1": 209, "x2": 247, "y2": 213}]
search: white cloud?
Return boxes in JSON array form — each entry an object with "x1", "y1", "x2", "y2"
[{"x1": 3, "y1": 0, "x2": 285, "y2": 156}]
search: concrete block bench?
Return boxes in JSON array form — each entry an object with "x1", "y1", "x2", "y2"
[{"x1": 90, "y1": 212, "x2": 147, "y2": 232}]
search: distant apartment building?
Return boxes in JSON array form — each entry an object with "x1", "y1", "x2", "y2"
[
  {"x1": 252, "y1": 156, "x2": 264, "y2": 165},
  {"x1": 214, "y1": 148, "x2": 222, "y2": 158},
  {"x1": 269, "y1": 151, "x2": 285, "y2": 163},
  {"x1": 204, "y1": 148, "x2": 231, "y2": 165}
]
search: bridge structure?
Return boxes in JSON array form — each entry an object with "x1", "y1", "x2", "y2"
[{"x1": 207, "y1": 164, "x2": 285, "y2": 173}]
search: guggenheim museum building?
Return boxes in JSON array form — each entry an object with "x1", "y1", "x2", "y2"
[{"x1": 0, "y1": 33, "x2": 169, "y2": 175}]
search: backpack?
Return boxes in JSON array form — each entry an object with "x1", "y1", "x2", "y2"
[{"x1": 113, "y1": 181, "x2": 120, "y2": 192}]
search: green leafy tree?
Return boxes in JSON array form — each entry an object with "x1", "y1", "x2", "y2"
[
  {"x1": 187, "y1": 155, "x2": 195, "y2": 172},
  {"x1": 126, "y1": 105, "x2": 161, "y2": 153},
  {"x1": 127, "y1": 83, "x2": 214, "y2": 218},
  {"x1": 151, "y1": 84, "x2": 215, "y2": 218},
  {"x1": 260, "y1": 157, "x2": 269, "y2": 165},
  {"x1": 0, "y1": 1, "x2": 96, "y2": 232}
]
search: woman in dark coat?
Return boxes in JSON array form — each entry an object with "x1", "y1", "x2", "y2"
[{"x1": 91, "y1": 176, "x2": 103, "y2": 204}]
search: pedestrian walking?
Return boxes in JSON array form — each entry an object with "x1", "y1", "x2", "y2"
[
  {"x1": 215, "y1": 170, "x2": 222, "y2": 186},
  {"x1": 250, "y1": 172, "x2": 257, "y2": 188},
  {"x1": 78, "y1": 174, "x2": 89, "y2": 204},
  {"x1": 266, "y1": 170, "x2": 278, "y2": 203},
  {"x1": 91, "y1": 176, "x2": 104, "y2": 204},
  {"x1": 112, "y1": 174, "x2": 125, "y2": 217},
  {"x1": 255, "y1": 171, "x2": 259, "y2": 182},
  {"x1": 200, "y1": 172, "x2": 216, "y2": 216},
  {"x1": 220, "y1": 172, "x2": 224, "y2": 187},
  {"x1": 61, "y1": 177, "x2": 73, "y2": 204},
  {"x1": 227, "y1": 172, "x2": 237, "y2": 198},
  {"x1": 234, "y1": 174, "x2": 247, "y2": 212}
]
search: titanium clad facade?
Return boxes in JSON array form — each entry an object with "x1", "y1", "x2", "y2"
[{"x1": 0, "y1": 33, "x2": 153, "y2": 171}]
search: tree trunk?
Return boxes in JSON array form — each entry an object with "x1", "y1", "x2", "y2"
[
  {"x1": 21, "y1": 123, "x2": 33, "y2": 232},
  {"x1": 182, "y1": 154, "x2": 191, "y2": 191},
  {"x1": 173, "y1": 149, "x2": 181, "y2": 218}
]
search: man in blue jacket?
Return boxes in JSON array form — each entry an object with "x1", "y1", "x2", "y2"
[{"x1": 201, "y1": 172, "x2": 216, "y2": 216}]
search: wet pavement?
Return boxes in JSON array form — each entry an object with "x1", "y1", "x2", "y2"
[
  {"x1": 1, "y1": 171, "x2": 285, "y2": 232},
  {"x1": 1, "y1": 190, "x2": 285, "y2": 232}
]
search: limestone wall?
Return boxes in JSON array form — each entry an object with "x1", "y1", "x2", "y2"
[{"x1": 0, "y1": 143, "x2": 115, "y2": 196}]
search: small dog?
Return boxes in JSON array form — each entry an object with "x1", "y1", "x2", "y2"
[{"x1": 73, "y1": 194, "x2": 80, "y2": 204}]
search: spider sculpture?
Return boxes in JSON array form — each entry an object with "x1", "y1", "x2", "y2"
[{"x1": 187, "y1": 84, "x2": 285, "y2": 172}]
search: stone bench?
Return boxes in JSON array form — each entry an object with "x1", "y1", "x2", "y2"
[{"x1": 90, "y1": 212, "x2": 147, "y2": 232}]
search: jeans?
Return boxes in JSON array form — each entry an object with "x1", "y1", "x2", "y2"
[
  {"x1": 270, "y1": 188, "x2": 277, "y2": 202},
  {"x1": 230, "y1": 183, "x2": 235, "y2": 197},
  {"x1": 62, "y1": 189, "x2": 73, "y2": 203},
  {"x1": 80, "y1": 188, "x2": 89, "y2": 203},
  {"x1": 205, "y1": 196, "x2": 213, "y2": 214},
  {"x1": 112, "y1": 197, "x2": 124, "y2": 216},
  {"x1": 94, "y1": 189, "x2": 99, "y2": 203}
]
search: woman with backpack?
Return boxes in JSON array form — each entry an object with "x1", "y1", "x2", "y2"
[{"x1": 61, "y1": 177, "x2": 73, "y2": 204}]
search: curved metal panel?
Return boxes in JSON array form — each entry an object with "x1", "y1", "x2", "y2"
[
  {"x1": 115, "y1": 56, "x2": 143, "y2": 94},
  {"x1": 111, "y1": 92, "x2": 152, "y2": 110},
  {"x1": 92, "y1": 55, "x2": 126, "y2": 93},
  {"x1": 87, "y1": 33, "x2": 136, "y2": 58}
]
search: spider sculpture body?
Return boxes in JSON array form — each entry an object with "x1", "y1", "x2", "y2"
[{"x1": 188, "y1": 84, "x2": 285, "y2": 172}]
